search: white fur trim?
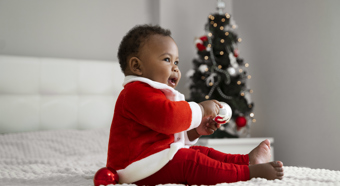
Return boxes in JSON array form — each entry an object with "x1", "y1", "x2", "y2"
[
  {"x1": 123, "y1": 76, "x2": 185, "y2": 101},
  {"x1": 117, "y1": 141, "x2": 187, "y2": 183},
  {"x1": 187, "y1": 102, "x2": 202, "y2": 130}
]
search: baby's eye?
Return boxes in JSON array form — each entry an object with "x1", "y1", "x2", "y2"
[
  {"x1": 164, "y1": 58, "x2": 170, "y2": 62},
  {"x1": 174, "y1": 61, "x2": 179, "y2": 65}
]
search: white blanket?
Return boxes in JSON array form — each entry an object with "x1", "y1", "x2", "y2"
[{"x1": 1, "y1": 129, "x2": 340, "y2": 186}]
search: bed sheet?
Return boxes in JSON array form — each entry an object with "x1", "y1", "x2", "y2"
[{"x1": 1, "y1": 129, "x2": 340, "y2": 186}]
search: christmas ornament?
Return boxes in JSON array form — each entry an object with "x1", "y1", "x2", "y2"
[
  {"x1": 196, "y1": 43, "x2": 206, "y2": 51},
  {"x1": 93, "y1": 167, "x2": 119, "y2": 186},
  {"x1": 235, "y1": 116, "x2": 247, "y2": 128},
  {"x1": 198, "y1": 64, "x2": 208, "y2": 73},
  {"x1": 214, "y1": 102, "x2": 232, "y2": 124},
  {"x1": 234, "y1": 48, "x2": 239, "y2": 57},
  {"x1": 229, "y1": 53, "x2": 239, "y2": 68},
  {"x1": 227, "y1": 67, "x2": 237, "y2": 77},
  {"x1": 186, "y1": 69, "x2": 195, "y2": 78},
  {"x1": 200, "y1": 36, "x2": 208, "y2": 42},
  {"x1": 195, "y1": 36, "x2": 208, "y2": 51}
]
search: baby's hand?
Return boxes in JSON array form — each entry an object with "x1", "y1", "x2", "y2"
[
  {"x1": 198, "y1": 100, "x2": 222, "y2": 119},
  {"x1": 196, "y1": 117, "x2": 221, "y2": 135}
]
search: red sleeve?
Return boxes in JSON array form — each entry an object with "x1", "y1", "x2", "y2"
[{"x1": 123, "y1": 82, "x2": 192, "y2": 135}]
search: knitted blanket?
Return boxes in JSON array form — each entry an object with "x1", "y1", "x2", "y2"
[{"x1": 1, "y1": 129, "x2": 340, "y2": 186}]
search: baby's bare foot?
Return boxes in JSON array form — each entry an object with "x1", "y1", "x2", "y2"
[
  {"x1": 249, "y1": 161, "x2": 284, "y2": 180},
  {"x1": 248, "y1": 139, "x2": 271, "y2": 165}
]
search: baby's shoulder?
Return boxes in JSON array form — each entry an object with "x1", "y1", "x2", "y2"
[{"x1": 124, "y1": 81, "x2": 162, "y2": 95}]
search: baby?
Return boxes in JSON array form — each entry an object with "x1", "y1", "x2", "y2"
[{"x1": 106, "y1": 24, "x2": 284, "y2": 185}]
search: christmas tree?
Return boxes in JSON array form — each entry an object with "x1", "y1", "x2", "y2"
[{"x1": 187, "y1": 0, "x2": 255, "y2": 138}]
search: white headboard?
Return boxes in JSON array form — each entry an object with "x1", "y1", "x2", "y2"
[{"x1": 0, "y1": 55, "x2": 124, "y2": 133}]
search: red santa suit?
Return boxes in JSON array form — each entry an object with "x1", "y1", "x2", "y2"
[
  {"x1": 107, "y1": 76, "x2": 202, "y2": 183},
  {"x1": 107, "y1": 76, "x2": 249, "y2": 185}
]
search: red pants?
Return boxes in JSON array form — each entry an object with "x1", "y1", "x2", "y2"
[{"x1": 134, "y1": 146, "x2": 250, "y2": 185}]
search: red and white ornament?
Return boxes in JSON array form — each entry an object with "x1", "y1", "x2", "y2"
[
  {"x1": 195, "y1": 36, "x2": 208, "y2": 51},
  {"x1": 214, "y1": 102, "x2": 232, "y2": 124}
]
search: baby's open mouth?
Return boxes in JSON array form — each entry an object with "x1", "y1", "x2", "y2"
[{"x1": 168, "y1": 78, "x2": 177, "y2": 87}]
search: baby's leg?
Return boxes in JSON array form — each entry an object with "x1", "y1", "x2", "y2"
[
  {"x1": 249, "y1": 161, "x2": 284, "y2": 180},
  {"x1": 190, "y1": 146, "x2": 249, "y2": 165},
  {"x1": 248, "y1": 139, "x2": 271, "y2": 165},
  {"x1": 135, "y1": 148, "x2": 250, "y2": 185}
]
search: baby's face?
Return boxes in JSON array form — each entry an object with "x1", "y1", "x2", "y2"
[{"x1": 138, "y1": 34, "x2": 181, "y2": 88}]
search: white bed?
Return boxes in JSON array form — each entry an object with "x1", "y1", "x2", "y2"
[{"x1": 1, "y1": 55, "x2": 340, "y2": 186}]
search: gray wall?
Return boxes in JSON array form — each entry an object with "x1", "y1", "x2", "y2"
[
  {"x1": 0, "y1": 0, "x2": 159, "y2": 60},
  {"x1": 233, "y1": 0, "x2": 340, "y2": 170},
  {"x1": 1, "y1": 0, "x2": 340, "y2": 171}
]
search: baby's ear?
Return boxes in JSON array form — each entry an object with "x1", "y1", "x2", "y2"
[{"x1": 128, "y1": 57, "x2": 143, "y2": 76}]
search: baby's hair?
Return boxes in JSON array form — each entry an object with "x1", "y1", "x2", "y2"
[{"x1": 117, "y1": 24, "x2": 171, "y2": 73}]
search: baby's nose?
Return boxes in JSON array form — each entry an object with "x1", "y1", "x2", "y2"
[{"x1": 173, "y1": 66, "x2": 179, "y2": 72}]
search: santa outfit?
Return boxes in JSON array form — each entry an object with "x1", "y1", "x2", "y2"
[{"x1": 107, "y1": 76, "x2": 250, "y2": 185}]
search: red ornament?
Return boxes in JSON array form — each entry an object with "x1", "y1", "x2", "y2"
[
  {"x1": 233, "y1": 49, "x2": 239, "y2": 57},
  {"x1": 94, "y1": 167, "x2": 119, "y2": 186},
  {"x1": 235, "y1": 116, "x2": 247, "y2": 128},
  {"x1": 196, "y1": 43, "x2": 206, "y2": 51},
  {"x1": 200, "y1": 36, "x2": 208, "y2": 42}
]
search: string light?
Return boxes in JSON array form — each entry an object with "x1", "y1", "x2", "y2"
[
  {"x1": 247, "y1": 75, "x2": 251, "y2": 79},
  {"x1": 221, "y1": 18, "x2": 225, "y2": 22},
  {"x1": 239, "y1": 69, "x2": 243, "y2": 73},
  {"x1": 225, "y1": 32, "x2": 229, "y2": 36},
  {"x1": 205, "y1": 68, "x2": 209, "y2": 72},
  {"x1": 220, "y1": 51, "x2": 224, "y2": 55},
  {"x1": 249, "y1": 89, "x2": 253, "y2": 93},
  {"x1": 232, "y1": 25, "x2": 237, "y2": 29},
  {"x1": 208, "y1": 33, "x2": 212, "y2": 37},
  {"x1": 238, "y1": 38, "x2": 242, "y2": 42},
  {"x1": 220, "y1": 26, "x2": 224, "y2": 30},
  {"x1": 213, "y1": 23, "x2": 217, "y2": 27},
  {"x1": 220, "y1": 39, "x2": 225, "y2": 43},
  {"x1": 204, "y1": 56, "x2": 209, "y2": 60},
  {"x1": 237, "y1": 81, "x2": 241, "y2": 85},
  {"x1": 210, "y1": 21, "x2": 214, "y2": 24},
  {"x1": 252, "y1": 119, "x2": 256, "y2": 123},
  {"x1": 240, "y1": 92, "x2": 245, "y2": 96},
  {"x1": 207, "y1": 44, "x2": 211, "y2": 48},
  {"x1": 248, "y1": 104, "x2": 253, "y2": 108},
  {"x1": 245, "y1": 63, "x2": 249, "y2": 67},
  {"x1": 209, "y1": 82, "x2": 213, "y2": 86},
  {"x1": 201, "y1": 76, "x2": 205, "y2": 80},
  {"x1": 218, "y1": 65, "x2": 222, "y2": 69},
  {"x1": 205, "y1": 95, "x2": 209, "y2": 99},
  {"x1": 225, "y1": 13, "x2": 230, "y2": 18},
  {"x1": 250, "y1": 113, "x2": 255, "y2": 117}
]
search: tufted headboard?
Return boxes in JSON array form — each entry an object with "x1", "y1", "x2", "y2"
[{"x1": 0, "y1": 55, "x2": 124, "y2": 133}]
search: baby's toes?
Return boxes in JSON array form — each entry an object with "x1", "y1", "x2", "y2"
[
  {"x1": 275, "y1": 166, "x2": 284, "y2": 172},
  {"x1": 277, "y1": 171, "x2": 284, "y2": 179},
  {"x1": 272, "y1": 161, "x2": 283, "y2": 167}
]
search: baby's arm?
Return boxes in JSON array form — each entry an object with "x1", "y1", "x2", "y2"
[
  {"x1": 187, "y1": 100, "x2": 222, "y2": 141},
  {"x1": 187, "y1": 117, "x2": 221, "y2": 141}
]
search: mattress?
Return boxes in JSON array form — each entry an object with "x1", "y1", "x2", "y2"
[{"x1": 1, "y1": 129, "x2": 340, "y2": 186}]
